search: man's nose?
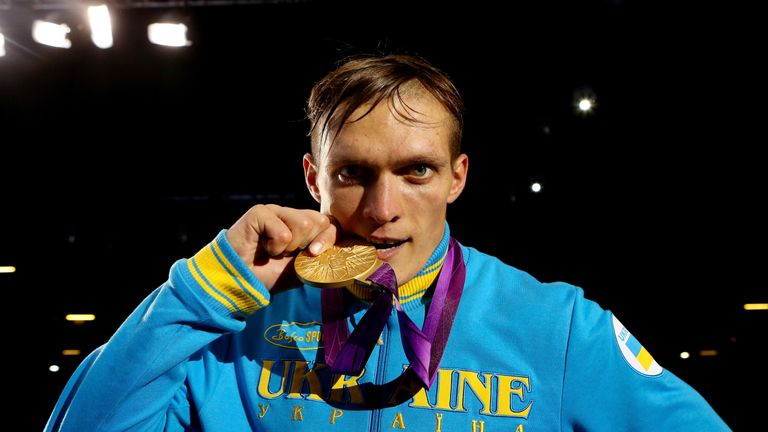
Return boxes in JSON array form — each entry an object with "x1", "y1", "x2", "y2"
[{"x1": 362, "y1": 174, "x2": 402, "y2": 224}]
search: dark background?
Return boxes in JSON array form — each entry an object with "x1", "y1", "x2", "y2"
[{"x1": 1, "y1": 0, "x2": 765, "y2": 429}]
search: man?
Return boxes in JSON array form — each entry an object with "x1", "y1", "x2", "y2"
[{"x1": 46, "y1": 54, "x2": 729, "y2": 431}]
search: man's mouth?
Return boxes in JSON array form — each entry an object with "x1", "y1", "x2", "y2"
[{"x1": 368, "y1": 238, "x2": 408, "y2": 251}]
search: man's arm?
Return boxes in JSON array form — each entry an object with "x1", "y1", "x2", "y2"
[
  {"x1": 45, "y1": 205, "x2": 338, "y2": 431},
  {"x1": 45, "y1": 231, "x2": 268, "y2": 431},
  {"x1": 560, "y1": 289, "x2": 730, "y2": 430}
]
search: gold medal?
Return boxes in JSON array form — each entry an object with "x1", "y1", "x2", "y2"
[{"x1": 294, "y1": 238, "x2": 381, "y2": 288}]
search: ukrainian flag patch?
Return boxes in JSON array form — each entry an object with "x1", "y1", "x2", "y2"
[{"x1": 612, "y1": 315, "x2": 663, "y2": 376}]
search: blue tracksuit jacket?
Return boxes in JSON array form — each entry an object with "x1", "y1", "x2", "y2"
[{"x1": 46, "y1": 226, "x2": 729, "y2": 431}]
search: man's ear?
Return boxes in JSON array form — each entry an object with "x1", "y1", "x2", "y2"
[
  {"x1": 447, "y1": 154, "x2": 469, "y2": 204},
  {"x1": 303, "y1": 153, "x2": 322, "y2": 203}
]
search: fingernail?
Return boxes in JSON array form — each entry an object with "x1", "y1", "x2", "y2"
[{"x1": 309, "y1": 242, "x2": 322, "y2": 255}]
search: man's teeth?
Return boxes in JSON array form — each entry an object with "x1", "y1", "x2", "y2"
[{"x1": 370, "y1": 240, "x2": 405, "y2": 250}]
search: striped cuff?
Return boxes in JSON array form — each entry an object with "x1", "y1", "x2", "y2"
[{"x1": 185, "y1": 230, "x2": 271, "y2": 317}]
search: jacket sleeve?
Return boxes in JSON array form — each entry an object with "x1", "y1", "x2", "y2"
[
  {"x1": 560, "y1": 289, "x2": 731, "y2": 431},
  {"x1": 44, "y1": 230, "x2": 271, "y2": 432}
]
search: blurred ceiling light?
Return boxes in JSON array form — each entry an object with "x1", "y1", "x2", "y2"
[
  {"x1": 62, "y1": 349, "x2": 81, "y2": 356},
  {"x1": 0, "y1": 266, "x2": 16, "y2": 273},
  {"x1": 148, "y1": 23, "x2": 190, "y2": 47},
  {"x1": 49, "y1": 364, "x2": 60, "y2": 372},
  {"x1": 87, "y1": 4, "x2": 113, "y2": 49},
  {"x1": 531, "y1": 182, "x2": 542, "y2": 193},
  {"x1": 32, "y1": 19, "x2": 71, "y2": 48},
  {"x1": 744, "y1": 303, "x2": 768, "y2": 310},
  {"x1": 0, "y1": 33, "x2": 5, "y2": 57},
  {"x1": 699, "y1": 350, "x2": 718, "y2": 357},
  {"x1": 680, "y1": 351, "x2": 690, "y2": 359},
  {"x1": 578, "y1": 98, "x2": 593, "y2": 112},
  {"x1": 66, "y1": 314, "x2": 96, "y2": 322},
  {"x1": 573, "y1": 86, "x2": 597, "y2": 116}
]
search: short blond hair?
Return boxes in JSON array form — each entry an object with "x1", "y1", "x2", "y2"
[{"x1": 307, "y1": 54, "x2": 464, "y2": 160}]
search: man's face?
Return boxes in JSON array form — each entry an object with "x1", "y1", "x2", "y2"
[{"x1": 304, "y1": 90, "x2": 468, "y2": 284}]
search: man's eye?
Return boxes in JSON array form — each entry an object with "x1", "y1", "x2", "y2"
[
  {"x1": 411, "y1": 165, "x2": 431, "y2": 177},
  {"x1": 339, "y1": 166, "x2": 363, "y2": 177},
  {"x1": 338, "y1": 166, "x2": 364, "y2": 181}
]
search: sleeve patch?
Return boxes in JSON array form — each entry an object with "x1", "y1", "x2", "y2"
[{"x1": 612, "y1": 315, "x2": 663, "y2": 376}]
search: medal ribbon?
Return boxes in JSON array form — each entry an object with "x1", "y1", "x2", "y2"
[{"x1": 321, "y1": 238, "x2": 465, "y2": 389}]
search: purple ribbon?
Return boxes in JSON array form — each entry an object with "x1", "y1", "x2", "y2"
[{"x1": 321, "y1": 238, "x2": 466, "y2": 389}]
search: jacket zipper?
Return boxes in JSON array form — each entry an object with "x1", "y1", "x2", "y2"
[{"x1": 370, "y1": 320, "x2": 391, "y2": 431}]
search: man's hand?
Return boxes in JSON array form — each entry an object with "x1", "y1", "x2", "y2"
[{"x1": 226, "y1": 204, "x2": 338, "y2": 291}]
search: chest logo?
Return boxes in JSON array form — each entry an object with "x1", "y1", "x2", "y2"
[{"x1": 263, "y1": 321, "x2": 323, "y2": 350}]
